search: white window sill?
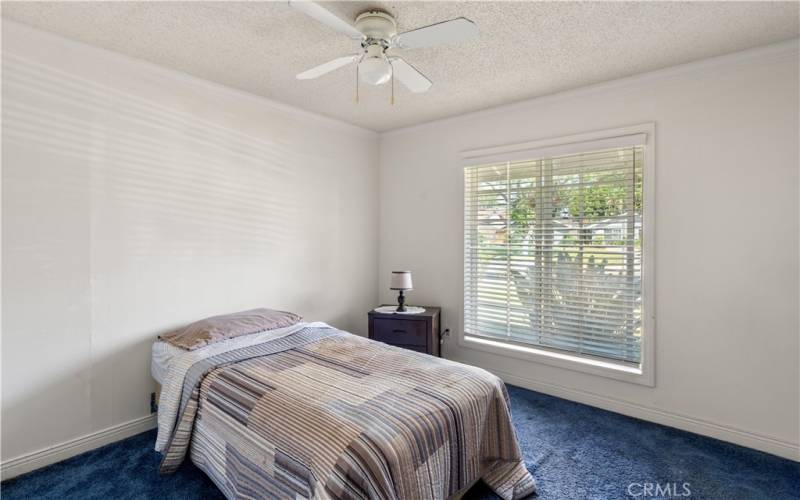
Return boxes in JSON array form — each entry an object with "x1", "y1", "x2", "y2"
[{"x1": 460, "y1": 334, "x2": 654, "y2": 386}]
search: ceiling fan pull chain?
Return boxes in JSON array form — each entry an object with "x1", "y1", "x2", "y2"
[
  {"x1": 354, "y1": 63, "x2": 359, "y2": 103},
  {"x1": 391, "y1": 68, "x2": 395, "y2": 105}
]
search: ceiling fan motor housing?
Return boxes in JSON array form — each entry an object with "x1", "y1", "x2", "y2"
[{"x1": 355, "y1": 10, "x2": 397, "y2": 41}]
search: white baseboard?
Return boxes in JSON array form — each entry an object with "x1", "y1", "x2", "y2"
[
  {"x1": 1, "y1": 414, "x2": 157, "y2": 481},
  {"x1": 494, "y1": 369, "x2": 800, "y2": 462}
]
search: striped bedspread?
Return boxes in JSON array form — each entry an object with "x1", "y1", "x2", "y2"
[{"x1": 158, "y1": 325, "x2": 536, "y2": 499}]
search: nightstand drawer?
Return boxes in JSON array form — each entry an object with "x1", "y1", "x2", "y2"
[{"x1": 371, "y1": 318, "x2": 427, "y2": 347}]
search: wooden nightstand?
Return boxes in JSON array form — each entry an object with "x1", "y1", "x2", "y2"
[{"x1": 368, "y1": 306, "x2": 441, "y2": 356}]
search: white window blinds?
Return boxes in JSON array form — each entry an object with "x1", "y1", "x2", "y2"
[{"x1": 464, "y1": 141, "x2": 645, "y2": 365}]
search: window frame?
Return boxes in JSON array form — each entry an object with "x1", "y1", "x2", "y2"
[{"x1": 459, "y1": 123, "x2": 656, "y2": 386}]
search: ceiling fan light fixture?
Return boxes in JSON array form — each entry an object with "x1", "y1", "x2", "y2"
[{"x1": 359, "y1": 55, "x2": 392, "y2": 86}]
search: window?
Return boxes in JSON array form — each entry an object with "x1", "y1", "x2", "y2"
[{"x1": 462, "y1": 126, "x2": 653, "y2": 383}]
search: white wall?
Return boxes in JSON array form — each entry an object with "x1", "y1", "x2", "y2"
[
  {"x1": 379, "y1": 41, "x2": 800, "y2": 459},
  {"x1": 1, "y1": 20, "x2": 378, "y2": 464}
]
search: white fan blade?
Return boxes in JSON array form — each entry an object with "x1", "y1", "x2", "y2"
[
  {"x1": 394, "y1": 18, "x2": 478, "y2": 49},
  {"x1": 390, "y1": 57, "x2": 432, "y2": 93},
  {"x1": 297, "y1": 55, "x2": 357, "y2": 80},
  {"x1": 288, "y1": 1, "x2": 363, "y2": 40}
]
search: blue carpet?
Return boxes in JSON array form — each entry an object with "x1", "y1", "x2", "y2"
[{"x1": 3, "y1": 385, "x2": 798, "y2": 499}]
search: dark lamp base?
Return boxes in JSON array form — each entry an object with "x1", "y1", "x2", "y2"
[{"x1": 396, "y1": 290, "x2": 407, "y2": 312}]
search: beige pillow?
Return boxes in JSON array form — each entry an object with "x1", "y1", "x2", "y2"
[{"x1": 159, "y1": 308, "x2": 302, "y2": 350}]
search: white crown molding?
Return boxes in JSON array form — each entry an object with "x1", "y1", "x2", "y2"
[
  {"x1": 6, "y1": 20, "x2": 796, "y2": 138},
  {"x1": 1, "y1": 19, "x2": 377, "y2": 138},
  {"x1": 382, "y1": 37, "x2": 800, "y2": 137},
  {"x1": 491, "y1": 368, "x2": 800, "y2": 462},
  {"x1": 0, "y1": 414, "x2": 157, "y2": 481}
]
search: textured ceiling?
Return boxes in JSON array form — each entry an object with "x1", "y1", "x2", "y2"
[{"x1": 3, "y1": 1, "x2": 798, "y2": 131}]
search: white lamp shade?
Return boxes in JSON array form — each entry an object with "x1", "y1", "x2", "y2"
[{"x1": 389, "y1": 271, "x2": 413, "y2": 290}]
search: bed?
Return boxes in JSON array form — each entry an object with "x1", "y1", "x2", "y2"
[{"x1": 153, "y1": 314, "x2": 535, "y2": 500}]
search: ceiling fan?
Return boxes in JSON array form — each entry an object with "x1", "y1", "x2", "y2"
[{"x1": 288, "y1": 1, "x2": 479, "y2": 102}]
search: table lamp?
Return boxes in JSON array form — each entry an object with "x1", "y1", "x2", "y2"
[{"x1": 389, "y1": 271, "x2": 413, "y2": 312}]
